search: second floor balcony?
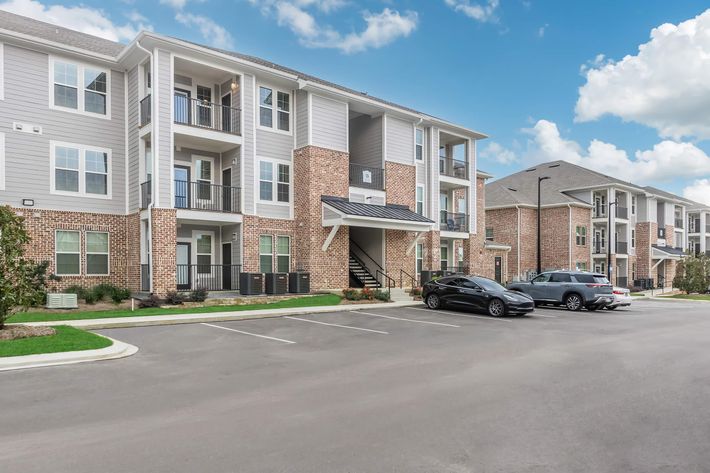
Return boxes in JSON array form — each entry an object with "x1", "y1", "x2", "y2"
[
  {"x1": 674, "y1": 218, "x2": 684, "y2": 229},
  {"x1": 439, "y1": 157, "x2": 469, "y2": 180},
  {"x1": 140, "y1": 180, "x2": 241, "y2": 213},
  {"x1": 137, "y1": 93, "x2": 242, "y2": 136},
  {"x1": 349, "y1": 163, "x2": 384, "y2": 190},
  {"x1": 616, "y1": 241, "x2": 628, "y2": 255},
  {"x1": 440, "y1": 211, "x2": 469, "y2": 233}
]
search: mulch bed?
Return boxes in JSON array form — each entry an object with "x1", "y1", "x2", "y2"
[{"x1": 0, "y1": 325, "x2": 57, "y2": 341}]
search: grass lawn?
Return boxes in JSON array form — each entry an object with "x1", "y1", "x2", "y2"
[
  {"x1": 8, "y1": 294, "x2": 343, "y2": 324},
  {"x1": 666, "y1": 294, "x2": 710, "y2": 301},
  {"x1": 0, "y1": 326, "x2": 112, "y2": 358},
  {"x1": 630, "y1": 293, "x2": 647, "y2": 297}
]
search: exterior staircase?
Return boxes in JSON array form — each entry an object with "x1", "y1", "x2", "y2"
[{"x1": 349, "y1": 255, "x2": 381, "y2": 288}]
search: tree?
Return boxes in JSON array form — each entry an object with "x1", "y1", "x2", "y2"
[
  {"x1": 0, "y1": 206, "x2": 51, "y2": 329},
  {"x1": 673, "y1": 253, "x2": 710, "y2": 294}
]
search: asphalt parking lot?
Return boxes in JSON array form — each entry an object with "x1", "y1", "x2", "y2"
[{"x1": 3, "y1": 298, "x2": 710, "y2": 472}]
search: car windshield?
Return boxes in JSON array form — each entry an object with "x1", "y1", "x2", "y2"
[
  {"x1": 574, "y1": 274, "x2": 610, "y2": 284},
  {"x1": 472, "y1": 277, "x2": 506, "y2": 292}
]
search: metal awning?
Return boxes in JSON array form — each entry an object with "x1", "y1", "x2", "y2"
[
  {"x1": 652, "y1": 244, "x2": 686, "y2": 260},
  {"x1": 321, "y1": 196, "x2": 435, "y2": 232}
]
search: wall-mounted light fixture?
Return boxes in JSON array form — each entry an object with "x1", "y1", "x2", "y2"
[{"x1": 22, "y1": 199, "x2": 35, "y2": 207}]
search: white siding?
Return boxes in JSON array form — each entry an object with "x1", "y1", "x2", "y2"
[
  {"x1": 349, "y1": 115, "x2": 382, "y2": 168},
  {"x1": 126, "y1": 65, "x2": 140, "y2": 212},
  {"x1": 295, "y1": 89, "x2": 308, "y2": 149},
  {"x1": 256, "y1": 129, "x2": 292, "y2": 161},
  {"x1": 311, "y1": 94, "x2": 347, "y2": 152},
  {"x1": 385, "y1": 115, "x2": 414, "y2": 165},
  {"x1": 242, "y1": 74, "x2": 255, "y2": 214}
]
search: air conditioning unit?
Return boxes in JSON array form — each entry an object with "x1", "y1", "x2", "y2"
[{"x1": 46, "y1": 293, "x2": 79, "y2": 309}]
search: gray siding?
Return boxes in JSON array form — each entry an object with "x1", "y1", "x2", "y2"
[
  {"x1": 429, "y1": 127, "x2": 440, "y2": 218},
  {"x1": 256, "y1": 128, "x2": 292, "y2": 161},
  {"x1": 295, "y1": 90, "x2": 308, "y2": 149},
  {"x1": 311, "y1": 94, "x2": 347, "y2": 152},
  {"x1": 385, "y1": 115, "x2": 414, "y2": 165},
  {"x1": 0, "y1": 44, "x2": 126, "y2": 213},
  {"x1": 242, "y1": 74, "x2": 255, "y2": 214},
  {"x1": 155, "y1": 49, "x2": 172, "y2": 208},
  {"x1": 126, "y1": 65, "x2": 140, "y2": 212},
  {"x1": 349, "y1": 115, "x2": 382, "y2": 168},
  {"x1": 256, "y1": 202, "x2": 290, "y2": 219}
]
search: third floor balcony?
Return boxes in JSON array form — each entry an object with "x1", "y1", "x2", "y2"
[
  {"x1": 440, "y1": 211, "x2": 469, "y2": 233},
  {"x1": 173, "y1": 94, "x2": 241, "y2": 136},
  {"x1": 349, "y1": 163, "x2": 384, "y2": 191},
  {"x1": 439, "y1": 157, "x2": 469, "y2": 180}
]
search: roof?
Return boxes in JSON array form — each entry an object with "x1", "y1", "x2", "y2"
[
  {"x1": 643, "y1": 186, "x2": 694, "y2": 205},
  {"x1": 652, "y1": 245, "x2": 686, "y2": 257},
  {"x1": 321, "y1": 196, "x2": 434, "y2": 223}
]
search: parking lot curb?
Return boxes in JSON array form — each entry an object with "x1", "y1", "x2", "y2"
[
  {"x1": 0, "y1": 335, "x2": 138, "y2": 372},
  {"x1": 19, "y1": 301, "x2": 425, "y2": 330},
  {"x1": 648, "y1": 296, "x2": 710, "y2": 303}
]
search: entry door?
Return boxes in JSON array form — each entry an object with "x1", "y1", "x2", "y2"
[
  {"x1": 494, "y1": 256, "x2": 502, "y2": 283},
  {"x1": 222, "y1": 242, "x2": 232, "y2": 290},
  {"x1": 174, "y1": 88, "x2": 191, "y2": 124},
  {"x1": 174, "y1": 166, "x2": 190, "y2": 209},
  {"x1": 221, "y1": 93, "x2": 231, "y2": 132},
  {"x1": 222, "y1": 168, "x2": 232, "y2": 212},
  {"x1": 176, "y1": 243, "x2": 191, "y2": 290}
]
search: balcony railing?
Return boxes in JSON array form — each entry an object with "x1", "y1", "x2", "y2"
[
  {"x1": 174, "y1": 94, "x2": 241, "y2": 135},
  {"x1": 140, "y1": 180, "x2": 152, "y2": 209},
  {"x1": 439, "y1": 157, "x2": 469, "y2": 179},
  {"x1": 140, "y1": 264, "x2": 150, "y2": 292},
  {"x1": 616, "y1": 241, "x2": 628, "y2": 255},
  {"x1": 440, "y1": 211, "x2": 469, "y2": 232},
  {"x1": 658, "y1": 227, "x2": 666, "y2": 239},
  {"x1": 616, "y1": 206, "x2": 628, "y2": 219},
  {"x1": 140, "y1": 95, "x2": 151, "y2": 127},
  {"x1": 593, "y1": 242, "x2": 606, "y2": 254},
  {"x1": 706, "y1": 224, "x2": 710, "y2": 233},
  {"x1": 688, "y1": 219, "x2": 701, "y2": 233},
  {"x1": 675, "y1": 218, "x2": 684, "y2": 229},
  {"x1": 349, "y1": 163, "x2": 384, "y2": 190},
  {"x1": 176, "y1": 264, "x2": 242, "y2": 292},
  {"x1": 441, "y1": 264, "x2": 467, "y2": 274},
  {"x1": 174, "y1": 180, "x2": 241, "y2": 213}
]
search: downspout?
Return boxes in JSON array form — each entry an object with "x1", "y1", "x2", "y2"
[
  {"x1": 568, "y1": 204, "x2": 573, "y2": 270},
  {"x1": 136, "y1": 40, "x2": 154, "y2": 293},
  {"x1": 516, "y1": 205, "x2": 521, "y2": 280}
]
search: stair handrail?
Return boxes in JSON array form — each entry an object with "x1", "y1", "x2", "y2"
[
  {"x1": 349, "y1": 238, "x2": 384, "y2": 272},
  {"x1": 399, "y1": 269, "x2": 417, "y2": 289},
  {"x1": 349, "y1": 251, "x2": 377, "y2": 287},
  {"x1": 376, "y1": 269, "x2": 395, "y2": 298}
]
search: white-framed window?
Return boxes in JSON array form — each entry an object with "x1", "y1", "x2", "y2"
[
  {"x1": 258, "y1": 85, "x2": 291, "y2": 133},
  {"x1": 576, "y1": 261, "x2": 587, "y2": 271},
  {"x1": 258, "y1": 159, "x2": 290, "y2": 204},
  {"x1": 631, "y1": 196, "x2": 636, "y2": 215},
  {"x1": 631, "y1": 229, "x2": 636, "y2": 248},
  {"x1": 51, "y1": 142, "x2": 111, "y2": 198},
  {"x1": 276, "y1": 236, "x2": 290, "y2": 273},
  {"x1": 416, "y1": 243, "x2": 423, "y2": 275},
  {"x1": 195, "y1": 232, "x2": 213, "y2": 274},
  {"x1": 195, "y1": 157, "x2": 213, "y2": 201},
  {"x1": 440, "y1": 245, "x2": 449, "y2": 271},
  {"x1": 576, "y1": 226, "x2": 587, "y2": 246},
  {"x1": 50, "y1": 57, "x2": 110, "y2": 118},
  {"x1": 485, "y1": 227, "x2": 494, "y2": 241},
  {"x1": 415, "y1": 128, "x2": 424, "y2": 160},
  {"x1": 416, "y1": 185, "x2": 424, "y2": 215},
  {"x1": 55, "y1": 230, "x2": 81, "y2": 275},
  {"x1": 259, "y1": 235, "x2": 273, "y2": 273},
  {"x1": 86, "y1": 231, "x2": 109, "y2": 275}
]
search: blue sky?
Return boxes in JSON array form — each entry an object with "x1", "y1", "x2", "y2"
[{"x1": 3, "y1": 0, "x2": 710, "y2": 202}]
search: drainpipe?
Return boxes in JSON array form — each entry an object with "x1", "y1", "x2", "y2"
[{"x1": 136, "y1": 40, "x2": 154, "y2": 293}]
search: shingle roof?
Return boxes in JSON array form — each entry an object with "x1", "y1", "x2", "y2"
[
  {"x1": 0, "y1": 10, "x2": 125, "y2": 57},
  {"x1": 642, "y1": 186, "x2": 694, "y2": 204},
  {"x1": 322, "y1": 196, "x2": 434, "y2": 223}
]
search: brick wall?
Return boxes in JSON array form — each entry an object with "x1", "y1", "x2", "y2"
[
  {"x1": 635, "y1": 221, "x2": 656, "y2": 280},
  {"x1": 486, "y1": 207, "x2": 518, "y2": 280},
  {"x1": 150, "y1": 207, "x2": 177, "y2": 296},
  {"x1": 385, "y1": 162, "x2": 416, "y2": 208},
  {"x1": 384, "y1": 162, "x2": 417, "y2": 281},
  {"x1": 571, "y1": 206, "x2": 592, "y2": 270},
  {"x1": 241, "y1": 215, "x2": 296, "y2": 273},
  {"x1": 422, "y1": 230, "x2": 441, "y2": 271},
  {"x1": 125, "y1": 212, "x2": 142, "y2": 292}
]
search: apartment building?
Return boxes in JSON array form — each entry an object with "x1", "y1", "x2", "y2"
[
  {"x1": 486, "y1": 161, "x2": 691, "y2": 288},
  {"x1": 686, "y1": 202, "x2": 710, "y2": 257},
  {"x1": 0, "y1": 11, "x2": 507, "y2": 295}
]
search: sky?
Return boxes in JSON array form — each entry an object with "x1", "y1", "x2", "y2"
[{"x1": 2, "y1": 0, "x2": 710, "y2": 204}]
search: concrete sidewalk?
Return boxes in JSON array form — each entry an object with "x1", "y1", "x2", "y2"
[{"x1": 22, "y1": 301, "x2": 423, "y2": 330}]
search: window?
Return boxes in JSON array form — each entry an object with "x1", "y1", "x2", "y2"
[
  {"x1": 259, "y1": 86, "x2": 290, "y2": 132},
  {"x1": 276, "y1": 236, "x2": 290, "y2": 273},
  {"x1": 532, "y1": 273, "x2": 551, "y2": 283},
  {"x1": 195, "y1": 233, "x2": 212, "y2": 274},
  {"x1": 631, "y1": 229, "x2": 636, "y2": 248},
  {"x1": 195, "y1": 158, "x2": 212, "y2": 200},
  {"x1": 416, "y1": 186, "x2": 424, "y2": 215},
  {"x1": 51, "y1": 142, "x2": 111, "y2": 198},
  {"x1": 86, "y1": 232, "x2": 109, "y2": 275},
  {"x1": 416, "y1": 244, "x2": 423, "y2": 274},
  {"x1": 55, "y1": 230, "x2": 80, "y2": 275},
  {"x1": 415, "y1": 128, "x2": 424, "y2": 160},
  {"x1": 550, "y1": 273, "x2": 572, "y2": 283},
  {"x1": 259, "y1": 235, "x2": 273, "y2": 273},
  {"x1": 576, "y1": 261, "x2": 587, "y2": 271},
  {"x1": 440, "y1": 246, "x2": 448, "y2": 271},
  {"x1": 576, "y1": 226, "x2": 587, "y2": 246},
  {"x1": 259, "y1": 160, "x2": 290, "y2": 203},
  {"x1": 485, "y1": 227, "x2": 494, "y2": 241},
  {"x1": 631, "y1": 196, "x2": 636, "y2": 215},
  {"x1": 51, "y1": 58, "x2": 109, "y2": 117}
]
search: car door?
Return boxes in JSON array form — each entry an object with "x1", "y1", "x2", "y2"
[
  {"x1": 456, "y1": 278, "x2": 488, "y2": 310},
  {"x1": 436, "y1": 277, "x2": 461, "y2": 306},
  {"x1": 528, "y1": 273, "x2": 551, "y2": 301},
  {"x1": 548, "y1": 272, "x2": 573, "y2": 302}
]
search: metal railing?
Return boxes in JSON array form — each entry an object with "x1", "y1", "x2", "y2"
[
  {"x1": 376, "y1": 269, "x2": 394, "y2": 298},
  {"x1": 616, "y1": 276, "x2": 629, "y2": 288},
  {"x1": 140, "y1": 95, "x2": 151, "y2": 127},
  {"x1": 349, "y1": 163, "x2": 384, "y2": 190},
  {"x1": 140, "y1": 264, "x2": 150, "y2": 292},
  {"x1": 593, "y1": 242, "x2": 606, "y2": 254},
  {"x1": 441, "y1": 265, "x2": 467, "y2": 274},
  {"x1": 658, "y1": 227, "x2": 666, "y2": 239},
  {"x1": 616, "y1": 206, "x2": 628, "y2": 219},
  {"x1": 174, "y1": 180, "x2": 241, "y2": 213},
  {"x1": 399, "y1": 269, "x2": 417, "y2": 289},
  {"x1": 439, "y1": 211, "x2": 469, "y2": 232},
  {"x1": 616, "y1": 241, "x2": 628, "y2": 255},
  {"x1": 593, "y1": 207, "x2": 606, "y2": 218},
  {"x1": 438, "y1": 157, "x2": 469, "y2": 179},
  {"x1": 674, "y1": 218, "x2": 684, "y2": 229},
  {"x1": 176, "y1": 264, "x2": 242, "y2": 292},
  {"x1": 688, "y1": 219, "x2": 701, "y2": 233},
  {"x1": 174, "y1": 94, "x2": 241, "y2": 135},
  {"x1": 140, "y1": 180, "x2": 152, "y2": 209}
]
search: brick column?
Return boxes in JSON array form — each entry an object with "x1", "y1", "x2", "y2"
[
  {"x1": 384, "y1": 162, "x2": 417, "y2": 281},
  {"x1": 635, "y1": 221, "x2": 656, "y2": 280},
  {"x1": 125, "y1": 212, "x2": 142, "y2": 292},
  {"x1": 423, "y1": 231, "x2": 441, "y2": 271},
  {"x1": 462, "y1": 177, "x2": 486, "y2": 274},
  {"x1": 150, "y1": 208, "x2": 177, "y2": 296}
]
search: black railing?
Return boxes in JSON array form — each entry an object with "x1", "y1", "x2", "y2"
[
  {"x1": 616, "y1": 206, "x2": 628, "y2": 219},
  {"x1": 616, "y1": 241, "x2": 628, "y2": 254},
  {"x1": 376, "y1": 269, "x2": 394, "y2": 298},
  {"x1": 140, "y1": 180, "x2": 152, "y2": 209},
  {"x1": 174, "y1": 94, "x2": 241, "y2": 135},
  {"x1": 593, "y1": 208, "x2": 606, "y2": 218},
  {"x1": 349, "y1": 163, "x2": 384, "y2": 190},
  {"x1": 399, "y1": 269, "x2": 417, "y2": 289},
  {"x1": 176, "y1": 264, "x2": 242, "y2": 292},
  {"x1": 658, "y1": 228, "x2": 666, "y2": 239},
  {"x1": 441, "y1": 265, "x2": 467, "y2": 274},
  {"x1": 440, "y1": 211, "x2": 469, "y2": 232},
  {"x1": 616, "y1": 276, "x2": 628, "y2": 288},
  {"x1": 439, "y1": 157, "x2": 469, "y2": 179},
  {"x1": 140, "y1": 95, "x2": 151, "y2": 127},
  {"x1": 174, "y1": 180, "x2": 241, "y2": 213},
  {"x1": 140, "y1": 264, "x2": 150, "y2": 292},
  {"x1": 675, "y1": 218, "x2": 684, "y2": 229},
  {"x1": 593, "y1": 242, "x2": 606, "y2": 254}
]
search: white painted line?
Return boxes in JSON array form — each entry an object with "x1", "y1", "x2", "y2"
[
  {"x1": 355, "y1": 311, "x2": 460, "y2": 328},
  {"x1": 201, "y1": 323, "x2": 296, "y2": 344},
  {"x1": 284, "y1": 316, "x2": 389, "y2": 334},
  {"x1": 531, "y1": 313, "x2": 558, "y2": 318},
  {"x1": 412, "y1": 307, "x2": 512, "y2": 322}
]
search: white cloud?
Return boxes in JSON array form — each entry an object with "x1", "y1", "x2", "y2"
[
  {"x1": 537, "y1": 23, "x2": 548, "y2": 37},
  {"x1": 523, "y1": 119, "x2": 710, "y2": 183},
  {"x1": 444, "y1": 0, "x2": 499, "y2": 23},
  {"x1": 249, "y1": 2, "x2": 418, "y2": 53},
  {"x1": 576, "y1": 9, "x2": 710, "y2": 140},
  {"x1": 175, "y1": 12, "x2": 233, "y2": 49},
  {"x1": 480, "y1": 142, "x2": 518, "y2": 164},
  {"x1": 684, "y1": 179, "x2": 710, "y2": 205},
  {"x1": 159, "y1": 0, "x2": 189, "y2": 9},
  {"x1": 0, "y1": 0, "x2": 151, "y2": 42}
]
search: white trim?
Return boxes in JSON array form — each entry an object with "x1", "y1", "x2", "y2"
[
  {"x1": 169, "y1": 52, "x2": 175, "y2": 209},
  {"x1": 49, "y1": 140, "x2": 112, "y2": 200},
  {"x1": 322, "y1": 225, "x2": 340, "y2": 251},
  {"x1": 85, "y1": 231, "x2": 110, "y2": 276},
  {"x1": 251, "y1": 74, "x2": 257, "y2": 215},
  {"x1": 416, "y1": 184, "x2": 425, "y2": 217},
  {"x1": 276, "y1": 235, "x2": 291, "y2": 272},
  {"x1": 0, "y1": 132, "x2": 4, "y2": 190},
  {"x1": 307, "y1": 91, "x2": 313, "y2": 146},
  {"x1": 123, "y1": 71, "x2": 129, "y2": 212},
  {"x1": 152, "y1": 48, "x2": 160, "y2": 207},
  {"x1": 48, "y1": 55, "x2": 111, "y2": 120},
  {"x1": 344, "y1": 101, "x2": 350, "y2": 153},
  {"x1": 259, "y1": 234, "x2": 274, "y2": 272},
  {"x1": 256, "y1": 83, "x2": 293, "y2": 135},
  {"x1": 55, "y1": 229, "x2": 81, "y2": 276},
  {"x1": 192, "y1": 229, "x2": 216, "y2": 270},
  {"x1": 256, "y1": 157, "x2": 291, "y2": 206},
  {"x1": 382, "y1": 114, "x2": 388, "y2": 165}
]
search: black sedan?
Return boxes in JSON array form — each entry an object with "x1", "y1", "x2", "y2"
[{"x1": 422, "y1": 275, "x2": 535, "y2": 317}]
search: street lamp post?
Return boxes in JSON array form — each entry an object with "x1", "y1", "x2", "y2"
[
  {"x1": 608, "y1": 200, "x2": 618, "y2": 282},
  {"x1": 537, "y1": 176, "x2": 551, "y2": 275}
]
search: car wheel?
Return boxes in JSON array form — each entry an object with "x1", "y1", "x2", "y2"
[
  {"x1": 426, "y1": 293, "x2": 441, "y2": 310},
  {"x1": 488, "y1": 298, "x2": 506, "y2": 317},
  {"x1": 564, "y1": 293, "x2": 583, "y2": 311}
]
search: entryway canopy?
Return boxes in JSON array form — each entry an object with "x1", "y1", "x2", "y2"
[{"x1": 651, "y1": 244, "x2": 686, "y2": 261}]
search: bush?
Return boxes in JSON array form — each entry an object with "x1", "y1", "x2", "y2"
[
  {"x1": 373, "y1": 289, "x2": 390, "y2": 302},
  {"x1": 83, "y1": 290, "x2": 100, "y2": 305},
  {"x1": 164, "y1": 291, "x2": 184, "y2": 305},
  {"x1": 361, "y1": 287, "x2": 374, "y2": 301},
  {"x1": 342, "y1": 288, "x2": 362, "y2": 301},
  {"x1": 110, "y1": 287, "x2": 131, "y2": 304},
  {"x1": 65, "y1": 285, "x2": 89, "y2": 300},
  {"x1": 189, "y1": 287, "x2": 208, "y2": 302},
  {"x1": 410, "y1": 287, "x2": 422, "y2": 297},
  {"x1": 139, "y1": 294, "x2": 162, "y2": 308},
  {"x1": 92, "y1": 283, "x2": 117, "y2": 301}
]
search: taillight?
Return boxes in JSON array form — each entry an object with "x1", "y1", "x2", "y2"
[{"x1": 613, "y1": 290, "x2": 624, "y2": 295}]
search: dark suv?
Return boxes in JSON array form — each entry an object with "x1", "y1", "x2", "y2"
[{"x1": 507, "y1": 271, "x2": 613, "y2": 311}]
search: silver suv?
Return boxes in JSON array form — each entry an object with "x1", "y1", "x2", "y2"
[{"x1": 507, "y1": 271, "x2": 613, "y2": 311}]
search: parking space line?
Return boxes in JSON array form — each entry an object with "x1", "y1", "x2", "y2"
[
  {"x1": 412, "y1": 307, "x2": 512, "y2": 322},
  {"x1": 284, "y1": 316, "x2": 389, "y2": 334},
  {"x1": 531, "y1": 313, "x2": 558, "y2": 318},
  {"x1": 355, "y1": 311, "x2": 461, "y2": 328},
  {"x1": 201, "y1": 323, "x2": 296, "y2": 344}
]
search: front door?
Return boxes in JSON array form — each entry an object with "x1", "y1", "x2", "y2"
[
  {"x1": 176, "y1": 243, "x2": 191, "y2": 290},
  {"x1": 174, "y1": 166, "x2": 190, "y2": 209},
  {"x1": 174, "y1": 88, "x2": 191, "y2": 125},
  {"x1": 221, "y1": 93, "x2": 231, "y2": 132},
  {"x1": 222, "y1": 168, "x2": 232, "y2": 212},
  {"x1": 222, "y1": 242, "x2": 232, "y2": 290},
  {"x1": 494, "y1": 256, "x2": 502, "y2": 283}
]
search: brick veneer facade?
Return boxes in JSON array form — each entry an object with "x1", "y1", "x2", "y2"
[
  {"x1": 125, "y1": 212, "x2": 142, "y2": 292},
  {"x1": 150, "y1": 208, "x2": 177, "y2": 296},
  {"x1": 384, "y1": 162, "x2": 417, "y2": 282},
  {"x1": 634, "y1": 221, "x2": 656, "y2": 282},
  {"x1": 241, "y1": 215, "x2": 297, "y2": 273}
]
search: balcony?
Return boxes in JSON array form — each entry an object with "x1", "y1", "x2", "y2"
[
  {"x1": 349, "y1": 163, "x2": 384, "y2": 190},
  {"x1": 440, "y1": 211, "x2": 469, "y2": 232},
  {"x1": 675, "y1": 218, "x2": 684, "y2": 229},
  {"x1": 176, "y1": 264, "x2": 242, "y2": 292},
  {"x1": 593, "y1": 241, "x2": 606, "y2": 254},
  {"x1": 616, "y1": 276, "x2": 629, "y2": 288},
  {"x1": 439, "y1": 157, "x2": 469, "y2": 180},
  {"x1": 174, "y1": 180, "x2": 241, "y2": 213},
  {"x1": 174, "y1": 94, "x2": 241, "y2": 135},
  {"x1": 140, "y1": 180, "x2": 152, "y2": 209},
  {"x1": 616, "y1": 241, "x2": 628, "y2": 255},
  {"x1": 140, "y1": 95, "x2": 151, "y2": 127},
  {"x1": 616, "y1": 206, "x2": 628, "y2": 219}
]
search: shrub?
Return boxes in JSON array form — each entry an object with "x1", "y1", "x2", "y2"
[
  {"x1": 373, "y1": 289, "x2": 390, "y2": 302},
  {"x1": 410, "y1": 287, "x2": 423, "y2": 297},
  {"x1": 92, "y1": 283, "x2": 117, "y2": 301},
  {"x1": 342, "y1": 288, "x2": 362, "y2": 301},
  {"x1": 83, "y1": 290, "x2": 100, "y2": 305},
  {"x1": 360, "y1": 287, "x2": 374, "y2": 301},
  {"x1": 139, "y1": 294, "x2": 162, "y2": 308},
  {"x1": 165, "y1": 291, "x2": 184, "y2": 305},
  {"x1": 65, "y1": 285, "x2": 89, "y2": 300},
  {"x1": 110, "y1": 287, "x2": 131, "y2": 304},
  {"x1": 189, "y1": 287, "x2": 208, "y2": 302}
]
